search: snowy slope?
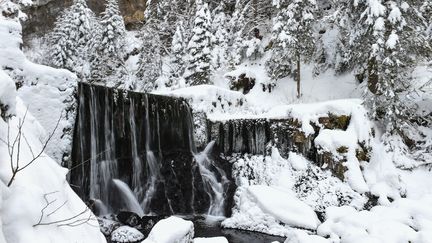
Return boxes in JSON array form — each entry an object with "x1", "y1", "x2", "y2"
[{"x1": 0, "y1": 3, "x2": 105, "y2": 243}]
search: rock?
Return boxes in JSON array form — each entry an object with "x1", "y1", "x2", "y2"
[
  {"x1": 117, "y1": 211, "x2": 141, "y2": 227},
  {"x1": 111, "y1": 226, "x2": 145, "y2": 243},
  {"x1": 98, "y1": 217, "x2": 121, "y2": 237},
  {"x1": 227, "y1": 73, "x2": 256, "y2": 94},
  {"x1": 22, "y1": 0, "x2": 146, "y2": 37}
]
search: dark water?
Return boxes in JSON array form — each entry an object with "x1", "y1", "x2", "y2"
[{"x1": 186, "y1": 215, "x2": 286, "y2": 243}]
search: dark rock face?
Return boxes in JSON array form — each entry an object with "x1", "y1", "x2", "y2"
[
  {"x1": 207, "y1": 118, "x2": 314, "y2": 158},
  {"x1": 70, "y1": 82, "x2": 234, "y2": 216},
  {"x1": 207, "y1": 116, "x2": 359, "y2": 180},
  {"x1": 22, "y1": 0, "x2": 146, "y2": 38}
]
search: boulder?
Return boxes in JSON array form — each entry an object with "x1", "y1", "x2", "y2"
[
  {"x1": 117, "y1": 211, "x2": 141, "y2": 227},
  {"x1": 111, "y1": 226, "x2": 145, "y2": 243}
]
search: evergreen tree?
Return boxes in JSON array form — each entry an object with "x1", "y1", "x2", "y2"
[
  {"x1": 365, "y1": 1, "x2": 431, "y2": 133},
  {"x1": 50, "y1": 0, "x2": 97, "y2": 78},
  {"x1": 266, "y1": 0, "x2": 316, "y2": 97},
  {"x1": 136, "y1": 26, "x2": 163, "y2": 91},
  {"x1": 91, "y1": 0, "x2": 127, "y2": 87},
  {"x1": 167, "y1": 21, "x2": 187, "y2": 88},
  {"x1": 211, "y1": 2, "x2": 230, "y2": 71},
  {"x1": 185, "y1": 1, "x2": 213, "y2": 86}
]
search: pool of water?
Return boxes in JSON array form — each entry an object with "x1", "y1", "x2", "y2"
[{"x1": 184, "y1": 215, "x2": 286, "y2": 243}]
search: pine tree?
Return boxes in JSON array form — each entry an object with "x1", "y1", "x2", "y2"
[
  {"x1": 365, "y1": 1, "x2": 431, "y2": 133},
  {"x1": 266, "y1": 0, "x2": 316, "y2": 97},
  {"x1": 167, "y1": 21, "x2": 187, "y2": 88},
  {"x1": 136, "y1": 25, "x2": 163, "y2": 91},
  {"x1": 185, "y1": 1, "x2": 213, "y2": 86},
  {"x1": 211, "y1": 2, "x2": 230, "y2": 71},
  {"x1": 50, "y1": 0, "x2": 97, "y2": 78},
  {"x1": 91, "y1": 0, "x2": 127, "y2": 87}
]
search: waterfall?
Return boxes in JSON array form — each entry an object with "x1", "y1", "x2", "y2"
[
  {"x1": 70, "y1": 82, "x2": 234, "y2": 217},
  {"x1": 141, "y1": 96, "x2": 162, "y2": 214},
  {"x1": 129, "y1": 99, "x2": 143, "y2": 199},
  {"x1": 112, "y1": 179, "x2": 145, "y2": 216},
  {"x1": 194, "y1": 141, "x2": 229, "y2": 216}
]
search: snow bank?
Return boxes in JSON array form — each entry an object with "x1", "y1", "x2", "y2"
[
  {"x1": 317, "y1": 196, "x2": 432, "y2": 243},
  {"x1": 284, "y1": 230, "x2": 329, "y2": 243},
  {"x1": 157, "y1": 84, "x2": 248, "y2": 115},
  {"x1": 193, "y1": 237, "x2": 228, "y2": 243},
  {"x1": 0, "y1": 99, "x2": 105, "y2": 243},
  {"x1": 142, "y1": 216, "x2": 194, "y2": 243},
  {"x1": 248, "y1": 186, "x2": 320, "y2": 230}
]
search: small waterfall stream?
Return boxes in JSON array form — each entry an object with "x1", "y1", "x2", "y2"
[{"x1": 70, "y1": 82, "x2": 234, "y2": 217}]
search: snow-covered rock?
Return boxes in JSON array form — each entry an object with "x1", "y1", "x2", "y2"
[
  {"x1": 248, "y1": 186, "x2": 319, "y2": 230},
  {"x1": 111, "y1": 226, "x2": 144, "y2": 243},
  {"x1": 142, "y1": 216, "x2": 194, "y2": 243},
  {"x1": 223, "y1": 185, "x2": 319, "y2": 235}
]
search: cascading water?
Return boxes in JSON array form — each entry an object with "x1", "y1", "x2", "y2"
[
  {"x1": 112, "y1": 179, "x2": 145, "y2": 216},
  {"x1": 194, "y1": 141, "x2": 229, "y2": 216},
  {"x1": 70, "y1": 82, "x2": 234, "y2": 217}
]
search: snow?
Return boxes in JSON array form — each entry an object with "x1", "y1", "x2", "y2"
[
  {"x1": 317, "y1": 196, "x2": 432, "y2": 243},
  {"x1": 0, "y1": 70, "x2": 17, "y2": 117},
  {"x1": 284, "y1": 230, "x2": 329, "y2": 243},
  {"x1": 111, "y1": 226, "x2": 144, "y2": 243},
  {"x1": 0, "y1": 5, "x2": 104, "y2": 243},
  {"x1": 1, "y1": 13, "x2": 76, "y2": 162},
  {"x1": 193, "y1": 237, "x2": 228, "y2": 243},
  {"x1": 248, "y1": 186, "x2": 320, "y2": 230},
  {"x1": 142, "y1": 216, "x2": 194, "y2": 243},
  {"x1": 224, "y1": 148, "x2": 364, "y2": 236},
  {"x1": 0, "y1": 99, "x2": 106, "y2": 243}
]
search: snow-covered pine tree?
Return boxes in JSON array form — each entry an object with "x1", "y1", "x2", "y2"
[
  {"x1": 366, "y1": 1, "x2": 431, "y2": 133},
  {"x1": 144, "y1": 0, "x2": 193, "y2": 50},
  {"x1": 211, "y1": 1, "x2": 230, "y2": 71},
  {"x1": 49, "y1": 0, "x2": 97, "y2": 78},
  {"x1": 185, "y1": 0, "x2": 213, "y2": 86},
  {"x1": 230, "y1": 0, "x2": 271, "y2": 61},
  {"x1": 167, "y1": 21, "x2": 187, "y2": 88},
  {"x1": 91, "y1": 0, "x2": 127, "y2": 87},
  {"x1": 312, "y1": 1, "x2": 351, "y2": 75},
  {"x1": 136, "y1": 25, "x2": 163, "y2": 91},
  {"x1": 266, "y1": 0, "x2": 316, "y2": 97}
]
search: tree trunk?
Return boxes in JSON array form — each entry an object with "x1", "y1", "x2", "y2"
[{"x1": 296, "y1": 53, "x2": 301, "y2": 98}]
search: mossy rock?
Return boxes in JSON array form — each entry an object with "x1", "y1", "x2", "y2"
[
  {"x1": 319, "y1": 114, "x2": 351, "y2": 130},
  {"x1": 337, "y1": 146, "x2": 349, "y2": 154}
]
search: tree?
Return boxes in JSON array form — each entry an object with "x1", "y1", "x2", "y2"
[
  {"x1": 266, "y1": 0, "x2": 316, "y2": 97},
  {"x1": 185, "y1": 1, "x2": 213, "y2": 86},
  {"x1": 211, "y1": 2, "x2": 230, "y2": 71},
  {"x1": 167, "y1": 21, "x2": 187, "y2": 88},
  {"x1": 136, "y1": 25, "x2": 163, "y2": 91},
  {"x1": 365, "y1": 1, "x2": 431, "y2": 133},
  {"x1": 90, "y1": 0, "x2": 127, "y2": 87},
  {"x1": 49, "y1": 0, "x2": 98, "y2": 78}
]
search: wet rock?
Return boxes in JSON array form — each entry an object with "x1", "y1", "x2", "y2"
[
  {"x1": 111, "y1": 226, "x2": 145, "y2": 243},
  {"x1": 117, "y1": 211, "x2": 141, "y2": 227}
]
